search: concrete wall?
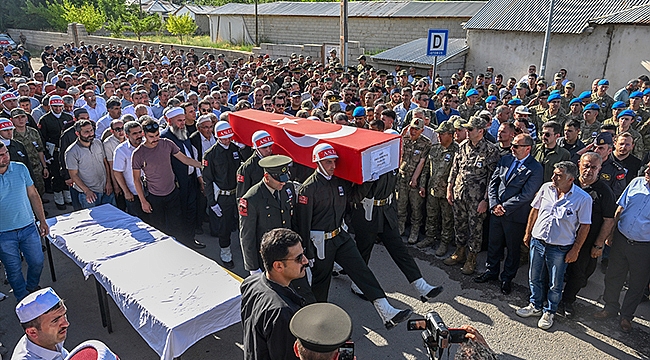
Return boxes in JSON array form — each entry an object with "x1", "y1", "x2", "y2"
[
  {"x1": 253, "y1": 41, "x2": 364, "y2": 65},
  {"x1": 242, "y1": 15, "x2": 468, "y2": 52},
  {"x1": 604, "y1": 25, "x2": 650, "y2": 87},
  {"x1": 464, "y1": 26, "x2": 646, "y2": 93},
  {"x1": 372, "y1": 54, "x2": 467, "y2": 84},
  {"x1": 7, "y1": 25, "x2": 252, "y2": 63}
]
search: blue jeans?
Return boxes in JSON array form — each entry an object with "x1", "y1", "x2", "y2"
[
  {"x1": 78, "y1": 191, "x2": 116, "y2": 209},
  {"x1": 0, "y1": 223, "x2": 44, "y2": 301},
  {"x1": 529, "y1": 238, "x2": 572, "y2": 314}
]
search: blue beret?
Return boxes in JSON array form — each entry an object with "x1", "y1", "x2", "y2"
[
  {"x1": 569, "y1": 98, "x2": 582, "y2": 106},
  {"x1": 578, "y1": 91, "x2": 592, "y2": 100},
  {"x1": 550, "y1": 90, "x2": 561, "y2": 95},
  {"x1": 630, "y1": 91, "x2": 643, "y2": 98},
  {"x1": 611, "y1": 101, "x2": 626, "y2": 109},
  {"x1": 584, "y1": 103, "x2": 600, "y2": 111},
  {"x1": 617, "y1": 109, "x2": 636, "y2": 119},
  {"x1": 435, "y1": 86, "x2": 446, "y2": 95},
  {"x1": 466, "y1": 89, "x2": 479, "y2": 97},
  {"x1": 352, "y1": 106, "x2": 366, "y2": 117},
  {"x1": 390, "y1": 88, "x2": 400, "y2": 95},
  {"x1": 485, "y1": 95, "x2": 498, "y2": 103},
  {"x1": 595, "y1": 132, "x2": 612, "y2": 145},
  {"x1": 644, "y1": 88, "x2": 650, "y2": 96},
  {"x1": 508, "y1": 99, "x2": 522, "y2": 106},
  {"x1": 597, "y1": 79, "x2": 609, "y2": 86},
  {"x1": 547, "y1": 93, "x2": 561, "y2": 102}
]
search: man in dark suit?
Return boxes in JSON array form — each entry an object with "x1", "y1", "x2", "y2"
[
  {"x1": 189, "y1": 114, "x2": 216, "y2": 234},
  {"x1": 160, "y1": 107, "x2": 206, "y2": 248},
  {"x1": 475, "y1": 133, "x2": 544, "y2": 294}
]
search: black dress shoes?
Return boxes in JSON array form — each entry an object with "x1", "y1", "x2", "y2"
[
  {"x1": 474, "y1": 272, "x2": 498, "y2": 283},
  {"x1": 193, "y1": 239, "x2": 206, "y2": 249},
  {"x1": 500, "y1": 281, "x2": 512, "y2": 295}
]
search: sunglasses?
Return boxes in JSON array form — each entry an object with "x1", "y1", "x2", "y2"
[
  {"x1": 542, "y1": 132, "x2": 554, "y2": 137},
  {"x1": 511, "y1": 144, "x2": 530, "y2": 149},
  {"x1": 112, "y1": 127, "x2": 124, "y2": 132},
  {"x1": 279, "y1": 250, "x2": 306, "y2": 264},
  {"x1": 143, "y1": 122, "x2": 159, "y2": 132}
]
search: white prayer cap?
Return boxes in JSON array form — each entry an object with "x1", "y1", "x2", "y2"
[
  {"x1": 15, "y1": 287, "x2": 62, "y2": 323},
  {"x1": 197, "y1": 114, "x2": 212, "y2": 125},
  {"x1": 164, "y1": 106, "x2": 184, "y2": 119}
]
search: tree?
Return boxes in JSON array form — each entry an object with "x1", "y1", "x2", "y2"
[
  {"x1": 105, "y1": 18, "x2": 126, "y2": 37},
  {"x1": 24, "y1": 0, "x2": 67, "y2": 32},
  {"x1": 165, "y1": 14, "x2": 197, "y2": 44},
  {"x1": 125, "y1": 13, "x2": 161, "y2": 40},
  {"x1": 61, "y1": 0, "x2": 106, "y2": 33}
]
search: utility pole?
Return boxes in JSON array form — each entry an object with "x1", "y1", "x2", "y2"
[
  {"x1": 340, "y1": 0, "x2": 348, "y2": 68},
  {"x1": 255, "y1": 0, "x2": 259, "y2": 46},
  {"x1": 539, "y1": 0, "x2": 555, "y2": 78}
]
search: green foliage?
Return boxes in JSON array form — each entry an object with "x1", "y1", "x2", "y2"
[
  {"x1": 105, "y1": 18, "x2": 126, "y2": 37},
  {"x1": 125, "y1": 13, "x2": 162, "y2": 40},
  {"x1": 24, "y1": 0, "x2": 68, "y2": 32},
  {"x1": 165, "y1": 14, "x2": 197, "y2": 45},
  {"x1": 97, "y1": 0, "x2": 130, "y2": 22},
  {"x1": 61, "y1": 0, "x2": 106, "y2": 33}
]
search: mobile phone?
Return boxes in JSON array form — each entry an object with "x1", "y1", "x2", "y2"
[
  {"x1": 338, "y1": 341, "x2": 354, "y2": 360},
  {"x1": 448, "y1": 328, "x2": 468, "y2": 343}
]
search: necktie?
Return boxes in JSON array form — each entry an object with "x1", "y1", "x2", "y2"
[
  {"x1": 274, "y1": 191, "x2": 281, "y2": 206},
  {"x1": 507, "y1": 160, "x2": 521, "y2": 181}
]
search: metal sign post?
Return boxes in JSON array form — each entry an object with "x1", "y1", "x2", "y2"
[{"x1": 427, "y1": 29, "x2": 448, "y2": 82}]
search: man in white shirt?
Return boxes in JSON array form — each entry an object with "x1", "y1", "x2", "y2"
[
  {"x1": 516, "y1": 161, "x2": 592, "y2": 330},
  {"x1": 82, "y1": 90, "x2": 106, "y2": 123},
  {"x1": 112, "y1": 120, "x2": 145, "y2": 218},
  {"x1": 12, "y1": 287, "x2": 69, "y2": 360}
]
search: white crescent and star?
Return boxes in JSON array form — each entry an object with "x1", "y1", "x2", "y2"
[{"x1": 271, "y1": 117, "x2": 357, "y2": 147}]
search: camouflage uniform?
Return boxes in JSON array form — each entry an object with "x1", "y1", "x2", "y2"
[
  {"x1": 579, "y1": 120, "x2": 602, "y2": 143},
  {"x1": 457, "y1": 102, "x2": 483, "y2": 121},
  {"x1": 591, "y1": 93, "x2": 615, "y2": 122},
  {"x1": 13, "y1": 127, "x2": 46, "y2": 195},
  {"x1": 539, "y1": 109, "x2": 568, "y2": 130},
  {"x1": 448, "y1": 137, "x2": 500, "y2": 254},
  {"x1": 422, "y1": 141, "x2": 459, "y2": 248},
  {"x1": 397, "y1": 134, "x2": 431, "y2": 237},
  {"x1": 635, "y1": 110, "x2": 650, "y2": 153}
]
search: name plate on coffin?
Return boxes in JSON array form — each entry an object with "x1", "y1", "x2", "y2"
[{"x1": 229, "y1": 109, "x2": 400, "y2": 184}]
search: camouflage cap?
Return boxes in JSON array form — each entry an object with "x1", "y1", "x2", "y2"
[
  {"x1": 463, "y1": 116, "x2": 488, "y2": 129},
  {"x1": 435, "y1": 120, "x2": 455, "y2": 133},
  {"x1": 410, "y1": 117, "x2": 425, "y2": 130}
]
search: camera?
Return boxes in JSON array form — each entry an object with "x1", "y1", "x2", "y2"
[
  {"x1": 338, "y1": 341, "x2": 354, "y2": 360},
  {"x1": 407, "y1": 311, "x2": 467, "y2": 360}
]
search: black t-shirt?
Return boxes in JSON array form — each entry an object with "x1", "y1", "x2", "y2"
[
  {"x1": 579, "y1": 179, "x2": 616, "y2": 245},
  {"x1": 614, "y1": 153, "x2": 643, "y2": 186}
]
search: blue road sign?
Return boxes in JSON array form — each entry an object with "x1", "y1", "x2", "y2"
[{"x1": 427, "y1": 29, "x2": 449, "y2": 57}]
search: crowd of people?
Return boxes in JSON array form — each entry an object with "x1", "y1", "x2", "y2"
[{"x1": 0, "y1": 39, "x2": 649, "y2": 359}]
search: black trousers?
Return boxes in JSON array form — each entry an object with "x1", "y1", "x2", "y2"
[
  {"x1": 178, "y1": 176, "x2": 199, "y2": 237},
  {"x1": 208, "y1": 193, "x2": 237, "y2": 248},
  {"x1": 146, "y1": 189, "x2": 191, "y2": 245},
  {"x1": 354, "y1": 220, "x2": 421, "y2": 284},
  {"x1": 311, "y1": 232, "x2": 385, "y2": 302},
  {"x1": 562, "y1": 234, "x2": 598, "y2": 304},
  {"x1": 603, "y1": 228, "x2": 650, "y2": 320},
  {"x1": 125, "y1": 195, "x2": 148, "y2": 222},
  {"x1": 48, "y1": 154, "x2": 66, "y2": 193},
  {"x1": 485, "y1": 215, "x2": 526, "y2": 282}
]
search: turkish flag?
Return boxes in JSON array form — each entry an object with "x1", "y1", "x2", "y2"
[{"x1": 229, "y1": 109, "x2": 401, "y2": 184}]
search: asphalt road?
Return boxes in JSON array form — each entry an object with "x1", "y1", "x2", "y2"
[{"x1": 1, "y1": 197, "x2": 649, "y2": 360}]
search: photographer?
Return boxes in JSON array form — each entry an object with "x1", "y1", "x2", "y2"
[
  {"x1": 290, "y1": 303, "x2": 354, "y2": 360},
  {"x1": 453, "y1": 325, "x2": 497, "y2": 360}
]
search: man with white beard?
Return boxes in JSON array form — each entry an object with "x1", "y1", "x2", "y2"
[{"x1": 160, "y1": 106, "x2": 206, "y2": 248}]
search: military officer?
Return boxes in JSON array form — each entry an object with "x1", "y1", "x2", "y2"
[
  {"x1": 397, "y1": 118, "x2": 431, "y2": 244},
  {"x1": 203, "y1": 121, "x2": 242, "y2": 268},
  {"x1": 418, "y1": 121, "x2": 459, "y2": 256},
  {"x1": 580, "y1": 103, "x2": 602, "y2": 143},
  {"x1": 458, "y1": 89, "x2": 483, "y2": 121},
  {"x1": 539, "y1": 93, "x2": 568, "y2": 130},
  {"x1": 238, "y1": 154, "x2": 316, "y2": 303},
  {"x1": 602, "y1": 101, "x2": 627, "y2": 127},
  {"x1": 349, "y1": 121, "x2": 443, "y2": 303},
  {"x1": 10, "y1": 108, "x2": 48, "y2": 196},
  {"x1": 445, "y1": 116, "x2": 500, "y2": 275},
  {"x1": 295, "y1": 143, "x2": 412, "y2": 329},
  {"x1": 591, "y1": 79, "x2": 615, "y2": 122},
  {"x1": 615, "y1": 109, "x2": 645, "y2": 160},
  {"x1": 236, "y1": 130, "x2": 275, "y2": 199},
  {"x1": 592, "y1": 132, "x2": 626, "y2": 199}
]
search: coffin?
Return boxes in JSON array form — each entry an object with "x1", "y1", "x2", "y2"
[{"x1": 229, "y1": 109, "x2": 401, "y2": 184}]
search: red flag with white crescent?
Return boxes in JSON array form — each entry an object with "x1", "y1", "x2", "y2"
[{"x1": 229, "y1": 109, "x2": 401, "y2": 184}]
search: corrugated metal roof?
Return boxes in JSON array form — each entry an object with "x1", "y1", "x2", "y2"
[
  {"x1": 146, "y1": 0, "x2": 178, "y2": 14},
  {"x1": 464, "y1": 0, "x2": 650, "y2": 34},
  {"x1": 209, "y1": 1, "x2": 484, "y2": 18},
  {"x1": 590, "y1": 3, "x2": 650, "y2": 25},
  {"x1": 371, "y1": 38, "x2": 468, "y2": 66},
  {"x1": 176, "y1": 4, "x2": 219, "y2": 15}
]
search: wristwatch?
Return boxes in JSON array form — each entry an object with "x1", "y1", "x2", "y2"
[{"x1": 593, "y1": 244, "x2": 603, "y2": 249}]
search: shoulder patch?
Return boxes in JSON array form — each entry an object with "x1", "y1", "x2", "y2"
[
  {"x1": 237, "y1": 174, "x2": 245, "y2": 183},
  {"x1": 298, "y1": 195, "x2": 308, "y2": 205},
  {"x1": 202, "y1": 159, "x2": 208, "y2": 167},
  {"x1": 239, "y1": 198, "x2": 248, "y2": 216},
  {"x1": 616, "y1": 173, "x2": 625, "y2": 180},
  {"x1": 601, "y1": 173, "x2": 611, "y2": 181}
]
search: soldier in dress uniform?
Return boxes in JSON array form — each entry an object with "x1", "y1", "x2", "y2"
[
  {"x1": 236, "y1": 130, "x2": 275, "y2": 200},
  {"x1": 349, "y1": 121, "x2": 443, "y2": 303},
  {"x1": 593, "y1": 132, "x2": 626, "y2": 199},
  {"x1": 239, "y1": 154, "x2": 316, "y2": 304},
  {"x1": 418, "y1": 121, "x2": 459, "y2": 256},
  {"x1": 444, "y1": 116, "x2": 500, "y2": 275},
  {"x1": 295, "y1": 143, "x2": 412, "y2": 329},
  {"x1": 397, "y1": 118, "x2": 431, "y2": 244},
  {"x1": 203, "y1": 121, "x2": 242, "y2": 268}
]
